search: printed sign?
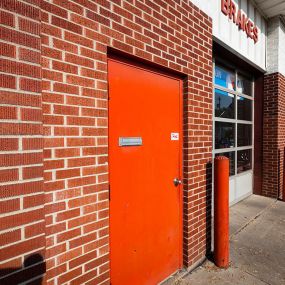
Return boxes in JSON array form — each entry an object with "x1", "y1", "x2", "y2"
[
  {"x1": 221, "y1": 0, "x2": 259, "y2": 43},
  {"x1": 171, "y1": 133, "x2": 179, "y2": 141}
]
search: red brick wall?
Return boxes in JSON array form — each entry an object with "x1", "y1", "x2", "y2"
[
  {"x1": 280, "y1": 75, "x2": 285, "y2": 201},
  {"x1": 0, "y1": 0, "x2": 46, "y2": 284},
  {"x1": 0, "y1": 1, "x2": 213, "y2": 284},
  {"x1": 263, "y1": 72, "x2": 285, "y2": 199}
]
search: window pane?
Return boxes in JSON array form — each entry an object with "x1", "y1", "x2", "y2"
[
  {"x1": 237, "y1": 124, "x2": 252, "y2": 146},
  {"x1": 215, "y1": 65, "x2": 235, "y2": 91},
  {"x1": 215, "y1": 152, "x2": 235, "y2": 176},
  {"x1": 237, "y1": 149, "x2": 252, "y2": 173},
  {"x1": 237, "y1": 96, "x2": 252, "y2": 121},
  {"x1": 215, "y1": 89, "x2": 235, "y2": 119},
  {"x1": 237, "y1": 74, "x2": 252, "y2": 96},
  {"x1": 215, "y1": 122, "x2": 235, "y2": 149}
]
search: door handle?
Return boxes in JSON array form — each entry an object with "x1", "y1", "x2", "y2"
[{"x1": 173, "y1": 178, "x2": 182, "y2": 187}]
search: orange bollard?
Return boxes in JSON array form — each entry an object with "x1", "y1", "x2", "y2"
[{"x1": 214, "y1": 156, "x2": 229, "y2": 268}]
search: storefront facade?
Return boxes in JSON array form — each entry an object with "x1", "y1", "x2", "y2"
[{"x1": 0, "y1": 0, "x2": 284, "y2": 284}]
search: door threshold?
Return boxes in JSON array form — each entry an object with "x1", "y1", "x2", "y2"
[{"x1": 159, "y1": 268, "x2": 188, "y2": 285}]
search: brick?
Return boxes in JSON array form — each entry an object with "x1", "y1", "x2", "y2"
[
  {"x1": 0, "y1": 10, "x2": 15, "y2": 27},
  {"x1": 66, "y1": 75, "x2": 95, "y2": 88},
  {"x1": 0, "y1": 42, "x2": 16, "y2": 58},
  {"x1": 19, "y1": 17, "x2": 40, "y2": 35},
  {"x1": 41, "y1": 1, "x2": 68, "y2": 18},
  {"x1": 84, "y1": 236, "x2": 108, "y2": 253},
  {"x1": 53, "y1": 82, "x2": 79, "y2": 95},
  {"x1": 23, "y1": 193, "x2": 44, "y2": 209},
  {"x1": 0, "y1": 90, "x2": 41, "y2": 107},
  {"x1": 44, "y1": 159, "x2": 64, "y2": 170},
  {"x1": 70, "y1": 13, "x2": 99, "y2": 30},
  {"x1": 0, "y1": 123, "x2": 42, "y2": 135},
  {"x1": 52, "y1": 60, "x2": 78, "y2": 74},
  {"x1": 65, "y1": 53, "x2": 94, "y2": 68},
  {"x1": 70, "y1": 268, "x2": 98, "y2": 285},
  {"x1": 0, "y1": 209, "x2": 43, "y2": 231},
  {"x1": 0, "y1": 26, "x2": 40, "y2": 49},
  {"x1": 56, "y1": 208, "x2": 80, "y2": 222},
  {"x1": 82, "y1": 127, "x2": 107, "y2": 136},
  {"x1": 42, "y1": 22, "x2": 62, "y2": 38},
  {"x1": 0, "y1": 74, "x2": 16, "y2": 89},
  {"x1": 83, "y1": 219, "x2": 108, "y2": 235},
  {"x1": 55, "y1": 188, "x2": 81, "y2": 202},
  {"x1": 57, "y1": 228, "x2": 81, "y2": 243},
  {"x1": 86, "y1": 271, "x2": 109, "y2": 285},
  {"x1": 1, "y1": 0, "x2": 40, "y2": 20},
  {"x1": 43, "y1": 69, "x2": 63, "y2": 81},
  {"x1": 69, "y1": 232, "x2": 97, "y2": 249},
  {"x1": 0, "y1": 198, "x2": 20, "y2": 214},
  {"x1": 44, "y1": 114, "x2": 64, "y2": 125},
  {"x1": 0, "y1": 152, "x2": 42, "y2": 167},
  {"x1": 65, "y1": 31, "x2": 93, "y2": 48},
  {"x1": 86, "y1": 10, "x2": 110, "y2": 26},
  {"x1": 22, "y1": 166, "x2": 42, "y2": 180},
  {"x1": 84, "y1": 254, "x2": 109, "y2": 272},
  {"x1": 25, "y1": 221, "x2": 45, "y2": 239},
  {"x1": 52, "y1": 16, "x2": 83, "y2": 34},
  {"x1": 54, "y1": 126, "x2": 79, "y2": 136},
  {"x1": 68, "y1": 212, "x2": 97, "y2": 229},
  {"x1": 67, "y1": 116, "x2": 95, "y2": 126},
  {"x1": 45, "y1": 223, "x2": 66, "y2": 238},
  {"x1": 0, "y1": 106, "x2": 17, "y2": 120},
  {"x1": 0, "y1": 236, "x2": 44, "y2": 261},
  {"x1": 53, "y1": 38, "x2": 78, "y2": 54},
  {"x1": 20, "y1": 78, "x2": 41, "y2": 93},
  {"x1": 0, "y1": 168, "x2": 18, "y2": 183},
  {"x1": 0, "y1": 229, "x2": 21, "y2": 247},
  {"x1": 46, "y1": 263, "x2": 67, "y2": 280},
  {"x1": 42, "y1": 46, "x2": 62, "y2": 60},
  {"x1": 23, "y1": 138, "x2": 43, "y2": 150},
  {"x1": 53, "y1": 0, "x2": 83, "y2": 14},
  {"x1": 68, "y1": 175, "x2": 96, "y2": 188},
  {"x1": 58, "y1": 267, "x2": 82, "y2": 284},
  {"x1": 54, "y1": 104, "x2": 79, "y2": 115},
  {"x1": 56, "y1": 168, "x2": 81, "y2": 179},
  {"x1": 44, "y1": 138, "x2": 64, "y2": 148},
  {"x1": 21, "y1": 108, "x2": 42, "y2": 122},
  {"x1": 45, "y1": 201, "x2": 66, "y2": 215},
  {"x1": 80, "y1": 48, "x2": 106, "y2": 61},
  {"x1": 57, "y1": 247, "x2": 82, "y2": 265},
  {"x1": 0, "y1": 180, "x2": 43, "y2": 198},
  {"x1": 19, "y1": 47, "x2": 41, "y2": 64},
  {"x1": 0, "y1": 138, "x2": 18, "y2": 151}
]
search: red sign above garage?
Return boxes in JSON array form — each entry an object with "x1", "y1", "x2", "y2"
[{"x1": 221, "y1": 0, "x2": 259, "y2": 43}]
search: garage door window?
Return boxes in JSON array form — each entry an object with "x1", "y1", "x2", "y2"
[{"x1": 214, "y1": 61, "x2": 253, "y2": 176}]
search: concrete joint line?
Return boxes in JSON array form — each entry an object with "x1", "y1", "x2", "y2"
[
  {"x1": 244, "y1": 269, "x2": 273, "y2": 285},
  {"x1": 230, "y1": 199, "x2": 278, "y2": 239}
]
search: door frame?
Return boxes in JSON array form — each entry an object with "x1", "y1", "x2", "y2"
[{"x1": 107, "y1": 54, "x2": 184, "y2": 278}]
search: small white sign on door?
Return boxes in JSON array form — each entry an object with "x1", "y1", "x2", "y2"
[{"x1": 171, "y1": 132, "x2": 179, "y2": 141}]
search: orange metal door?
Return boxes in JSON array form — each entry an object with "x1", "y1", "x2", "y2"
[{"x1": 108, "y1": 58, "x2": 182, "y2": 285}]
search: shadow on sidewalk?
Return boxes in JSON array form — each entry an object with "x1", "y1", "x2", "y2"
[
  {"x1": 206, "y1": 161, "x2": 214, "y2": 262},
  {"x1": 0, "y1": 253, "x2": 46, "y2": 285}
]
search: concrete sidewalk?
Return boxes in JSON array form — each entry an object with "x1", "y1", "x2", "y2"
[{"x1": 171, "y1": 195, "x2": 285, "y2": 285}]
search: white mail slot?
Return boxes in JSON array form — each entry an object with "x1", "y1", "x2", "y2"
[{"x1": 119, "y1": 137, "x2": 142, "y2": 146}]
